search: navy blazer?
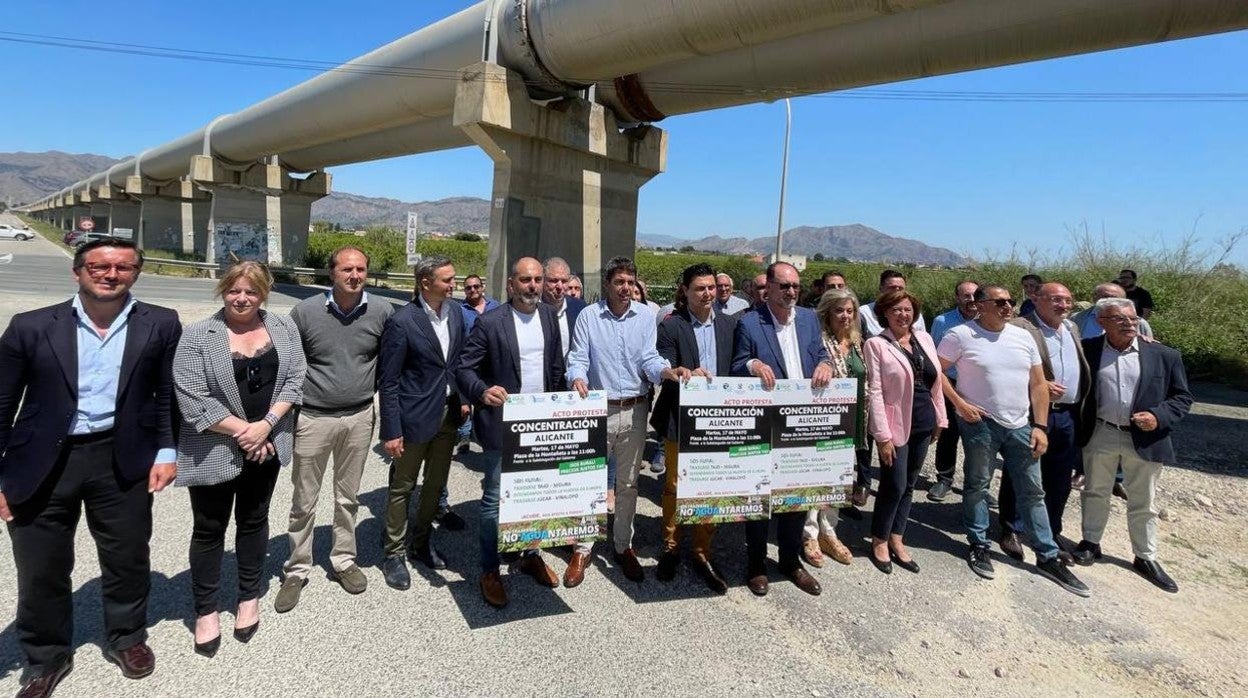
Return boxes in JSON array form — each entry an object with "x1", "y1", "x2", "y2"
[
  {"x1": 378, "y1": 297, "x2": 466, "y2": 444},
  {"x1": 456, "y1": 303, "x2": 567, "y2": 452},
  {"x1": 650, "y1": 307, "x2": 738, "y2": 441},
  {"x1": 730, "y1": 305, "x2": 828, "y2": 379},
  {"x1": 1077, "y1": 336, "x2": 1193, "y2": 465},
  {"x1": 564, "y1": 295, "x2": 586, "y2": 330},
  {"x1": 0, "y1": 299, "x2": 181, "y2": 505}
]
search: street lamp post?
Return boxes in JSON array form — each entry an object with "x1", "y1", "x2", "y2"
[{"x1": 775, "y1": 98, "x2": 792, "y2": 260}]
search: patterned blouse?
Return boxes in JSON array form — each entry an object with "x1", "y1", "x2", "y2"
[{"x1": 822, "y1": 333, "x2": 868, "y2": 450}]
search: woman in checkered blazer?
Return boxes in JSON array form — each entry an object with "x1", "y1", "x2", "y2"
[{"x1": 172, "y1": 261, "x2": 305, "y2": 657}]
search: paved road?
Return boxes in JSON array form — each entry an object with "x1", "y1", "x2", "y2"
[{"x1": 1, "y1": 226, "x2": 1245, "y2": 696}]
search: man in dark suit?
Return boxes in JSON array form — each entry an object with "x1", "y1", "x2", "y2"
[
  {"x1": 378, "y1": 254, "x2": 469, "y2": 590},
  {"x1": 0, "y1": 238, "x2": 180, "y2": 697},
  {"x1": 541, "y1": 256, "x2": 585, "y2": 360},
  {"x1": 730, "y1": 261, "x2": 833, "y2": 597},
  {"x1": 1072, "y1": 297, "x2": 1192, "y2": 592},
  {"x1": 457, "y1": 257, "x2": 568, "y2": 607},
  {"x1": 652, "y1": 263, "x2": 738, "y2": 594},
  {"x1": 999, "y1": 282, "x2": 1092, "y2": 562}
]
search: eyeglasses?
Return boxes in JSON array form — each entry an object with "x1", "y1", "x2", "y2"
[
  {"x1": 82, "y1": 263, "x2": 139, "y2": 277},
  {"x1": 979, "y1": 298, "x2": 1016, "y2": 308},
  {"x1": 772, "y1": 282, "x2": 801, "y2": 291},
  {"x1": 464, "y1": 284, "x2": 483, "y2": 290}
]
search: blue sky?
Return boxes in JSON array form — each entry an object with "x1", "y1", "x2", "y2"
[{"x1": 3, "y1": 1, "x2": 1246, "y2": 264}]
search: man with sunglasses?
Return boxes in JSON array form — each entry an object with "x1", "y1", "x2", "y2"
[
  {"x1": 936, "y1": 285, "x2": 1091, "y2": 597},
  {"x1": 731, "y1": 261, "x2": 833, "y2": 597},
  {"x1": 1, "y1": 238, "x2": 181, "y2": 696}
]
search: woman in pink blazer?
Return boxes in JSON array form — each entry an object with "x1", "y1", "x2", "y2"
[{"x1": 863, "y1": 289, "x2": 948, "y2": 574}]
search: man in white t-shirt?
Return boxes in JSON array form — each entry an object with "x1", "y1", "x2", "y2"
[
  {"x1": 860, "y1": 269, "x2": 927, "y2": 336},
  {"x1": 937, "y1": 284, "x2": 1090, "y2": 597},
  {"x1": 457, "y1": 257, "x2": 568, "y2": 608}
]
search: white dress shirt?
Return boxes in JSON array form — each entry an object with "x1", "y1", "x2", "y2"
[
  {"x1": 419, "y1": 294, "x2": 452, "y2": 395},
  {"x1": 1096, "y1": 338, "x2": 1141, "y2": 426},
  {"x1": 512, "y1": 306, "x2": 546, "y2": 395},
  {"x1": 1039, "y1": 319, "x2": 1081, "y2": 405},
  {"x1": 769, "y1": 306, "x2": 804, "y2": 380}
]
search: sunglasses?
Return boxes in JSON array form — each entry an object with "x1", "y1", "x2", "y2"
[
  {"x1": 464, "y1": 284, "x2": 483, "y2": 290},
  {"x1": 772, "y1": 282, "x2": 801, "y2": 291},
  {"x1": 979, "y1": 298, "x2": 1016, "y2": 308}
]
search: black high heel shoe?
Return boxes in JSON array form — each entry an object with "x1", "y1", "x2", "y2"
[
  {"x1": 890, "y1": 550, "x2": 920, "y2": 574},
  {"x1": 194, "y1": 635, "x2": 221, "y2": 658},
  {"x1": 233, "y1": 621, "x2": 260, "y2": 644},
  {"x1": 868, "y1": 550, "x2": 892, "y2": 575}
]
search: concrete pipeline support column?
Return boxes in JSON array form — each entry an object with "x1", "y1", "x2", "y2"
[
  {"x1": 453, "y1": 62, "x2": 666, "y2": 299},
  {"x1": 93, "y1": 184, "x2": 141, "y2": 241},
  {"x1": 190, "y1": 156, "x2": 330, "y2": 267},
  {"x1": 127, "y1": 177, "x2": 210, "y2": 256}
]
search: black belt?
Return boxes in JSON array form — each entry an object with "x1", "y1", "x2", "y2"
[
  {"x1": 1096, "y1": 418, "x2": 1131, "y2": 432},
  {"x1": 301, "y1": 398, "x2": 374, "y2": 417},
  {"x1": 1050, "y1": 403, "x2": 1077, "y2": 413},
  {"x1": 608, "y1": 396, "x2": 646, "y2": 408},
  {"x1": 67, "y1": 428, "x2": 116, "y2": 445}
]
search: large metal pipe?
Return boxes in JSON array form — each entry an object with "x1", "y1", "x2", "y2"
[
  {"x1": 271, "y1": 0, "x2": 1248, "y2": 172},
  {"x1": 598, "y1": 0, "x2": 1248, "y2": 121}
]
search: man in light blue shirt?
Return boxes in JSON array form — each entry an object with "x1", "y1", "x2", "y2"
[
  {"x1": 713, "y1": 273, "x2": 750, "y2": 316},
  {"x1": 568, "y1": 256, "x2": 688, "y2": 583},
  {"x1": 1072, "y1": 283, "x2": 1154, "y2": 340},
  {"x1": 927, "y1": 279, "x2": 978, "y2": 501}
]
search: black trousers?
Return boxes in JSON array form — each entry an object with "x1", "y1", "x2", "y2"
[
  {"x1": 999, "y1": 409, "x2": 1077, "y2": 538},
  {"x1": 188, "y1": 460, "x2": 280, "y2": 616},
  {"x1": 854, "y1": 445, "x2": 872, "y2": 490},
  {"x1": 745, "y1": 511, "x2": 806, "y2": 574},
  {"x1": 872, "y1": 430, "x2": 933, "y2": 540},
  {"x1": 7, "y1": 434, "x2": 152, "y2": 677},
  {"x1": 934, "y1": 390, "x2": 962, "y2": 484}
]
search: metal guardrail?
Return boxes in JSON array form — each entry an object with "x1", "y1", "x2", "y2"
[{"x1": 142, "y1": 257, "x2": 480, "y2": 286}]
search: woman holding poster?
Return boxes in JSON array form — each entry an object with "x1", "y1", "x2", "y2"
[
  {"x1": 864, "y1": 290, "x2": 947, "y2": 575},
  {"x1": 801, "y1": 289, "x2": 866, "y2": 568}
]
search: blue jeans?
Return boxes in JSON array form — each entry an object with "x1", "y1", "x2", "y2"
[
  {"x1": 478, "y1": 449, "x2": 535, "y2": 572},
  {"x1": 958, "y1": 416, "x2": 1059, "y2": 562}
]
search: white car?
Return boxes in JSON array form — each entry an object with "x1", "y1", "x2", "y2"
[{"x1": 0, "y1": 224, "x2": 34, "y2": 241}]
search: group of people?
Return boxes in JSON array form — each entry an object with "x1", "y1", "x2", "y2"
[{"x1": 0, "y1": 238, "x2": 1193, "y2": 697}]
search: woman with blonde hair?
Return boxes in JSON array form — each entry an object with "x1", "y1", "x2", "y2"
[
  {"x1": 801, "y1": 288, "x2": 866, "y2": 567},
  {"x1": 173, "y1": 261, "x2": 305, "y2": 656}
]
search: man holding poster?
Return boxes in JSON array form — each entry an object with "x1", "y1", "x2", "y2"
[
  {"x1": 568, "y1": 256, "x2": 690, "y2": 584},
  {"x1": 651, "y1": 264, "x2": 738, "y2": 594},
  {"x1": 731, "y1": 261, "x2": 833, "y2": 597},
  {"x1": 457, "y1": 257, "x2": 574, "y2": 608}
]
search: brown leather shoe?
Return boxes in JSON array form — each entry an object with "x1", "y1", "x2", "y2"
[
  {"x1": 747, "y1": 573, "x2": 769, "y2": 596},
  {"x1": 563, "y1": 551, "x2": 589, "y2": 588},
  {"x1": 105, "y1": 642, "x2": 155, "y2": 679},
  {"x1": 788, "y1": 567, "x2": 822, "y2": 596},
  {"x1": 517, "y1": 554, "x2": 559, "y2": 588},
  {"x1": 480, "y1": 571, "x2": 508, "y2": 608},
  {"x1": 998, "y1": 530, "x2": 1026, "y2": 561},
  {"x1": 851, "y1": 484, "x2": 869, "y2": 507},
  {"x1": 18, "y1": 660, "x2": 72, "y2": 698},
  {"x1": 613, "y1": 548, "x2": 645, "y2": 582}
]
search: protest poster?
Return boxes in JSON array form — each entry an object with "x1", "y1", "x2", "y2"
[
  {"x1": 675, "y1": 376, "x2": 772, "y2": 524},
  {"x1": 768, "y1": 378, "x2": 858, "y2": 513},
  {"x1": 498, "y1": 390, "x2": 608, "y2": 552}
]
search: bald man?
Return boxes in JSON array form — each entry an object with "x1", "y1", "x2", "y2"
[{"x1": 1072, "y1": 284, "x2": 1154, "y2": 340}]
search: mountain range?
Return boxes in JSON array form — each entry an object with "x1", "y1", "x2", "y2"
[{"x1": 0, "y1": 150, "x2": 966, "y2": 265}]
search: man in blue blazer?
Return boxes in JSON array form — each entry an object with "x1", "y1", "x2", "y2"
[
  {"x1": 0, "y1": 238, "x2": 180, "y2": 694},
  {"x1": 457, "y1": 257, "x2": 568, "y2": 607},
  {"x1": 1072, "y1": 297, "x2": 1192, "y2": 592},
  {"x1": 730, "y1": 261, "x2": 833, "y2": 597},
  {"x1": 378, "y1": 254, "x2": 470, "y2": 590},
  {"x1": 652, "y1": 263, "x2": 738, "y2": 594}
]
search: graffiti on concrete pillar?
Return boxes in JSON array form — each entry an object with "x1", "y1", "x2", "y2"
[{"x1": 215, "y1": 223, "x2": 271, "y2": 264}]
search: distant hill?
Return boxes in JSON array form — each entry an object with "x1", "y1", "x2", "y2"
[
  {"x1": 1, "y1": 151, "x2": 965, "y2": 265},
  {"x1": 0, "y1": 151, "x2": 122, "y2": 205},
  {"x1": 638, "y1": 224, "x2": 968, "y2": 266},
  {"x1": 311, "y1": 192, "x2": 490, "y2": 233}
]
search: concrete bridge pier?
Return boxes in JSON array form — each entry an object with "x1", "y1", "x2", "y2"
[
  {"x1": 190, "y1": 156, "x2": 330, "y2": 267},
  {"x1": 93, "y1": 184, "x2": 141, "y2": 240},
  {"x1": 453, "y1": 61, "x2": 667, "y2": 300},
  {"x1": 127, "y1": 177, "x2": 209, "y2": 256}
]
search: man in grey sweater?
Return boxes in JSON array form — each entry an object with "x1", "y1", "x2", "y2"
[{"x1": 275, "y1": 246, "x2": 394, "y2": 612}]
